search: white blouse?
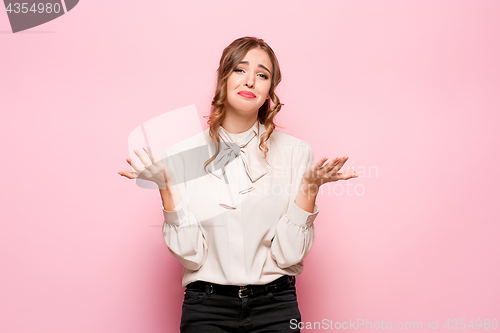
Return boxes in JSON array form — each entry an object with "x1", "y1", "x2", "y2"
[{"x1": 161, "y1": 119, "x2": 320, "y2": 287}]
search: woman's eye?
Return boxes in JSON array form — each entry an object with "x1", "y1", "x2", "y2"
[{"x1": 233, "y1": 68, "x2": 268, "y2": 79}]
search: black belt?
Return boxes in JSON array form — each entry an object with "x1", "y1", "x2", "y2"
[{"x1": 186, "y1": 275, "x2": 295, "y2": 298}]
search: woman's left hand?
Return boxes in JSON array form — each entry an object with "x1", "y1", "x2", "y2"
[{"x1": 301, "y1": 156, "x2": 358, "y2": 188}]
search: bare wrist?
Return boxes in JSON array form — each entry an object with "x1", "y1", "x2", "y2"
[{"x1": 299, "y1": 179, "x2": 320, "y2": 196}]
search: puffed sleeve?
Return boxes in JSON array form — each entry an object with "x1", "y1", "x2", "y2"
[
  {"x1": 160, "y1": 147, "x2": 208, "y2": 271},
  {"x1": 270, "y1": 140, "x2": 320, "y2": 269}
]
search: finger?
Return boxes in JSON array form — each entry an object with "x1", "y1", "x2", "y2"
[
  {"x1": 336, "y1": 169, "x2": 358, "y2": 180},
  {"x1": 127, "y1": 157, "x2": 144, "y2": 172},
  {"x1": 314, "y1": 157, "x2": 329, "y2": 170},
  {"x1": 318, "y1": 158, "x2": 336, "y2": 177},
  {"x1": 118, "y1": 169, "x2": 137, "y2": 179},
  {"x1": 134, "y1": 149, "x2": 152, "y2": 167},
  {"x1": 331, "y1": 156, "x2": 349, "y2": 173},
  {"x1": 143, "y1": 146, "x2": 156, "y2": 164},
  {"x1": 323, "y1": 157, "x2": 340, "y2": 172}
]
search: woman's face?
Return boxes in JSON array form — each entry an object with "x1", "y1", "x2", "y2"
[{"x1": 224, "y1": 48, "x2": 273, "y2": 118}]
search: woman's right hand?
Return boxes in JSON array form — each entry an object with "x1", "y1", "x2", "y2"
[{"x1": 118, "y1": 146, "x2": 175, "y2": 190}]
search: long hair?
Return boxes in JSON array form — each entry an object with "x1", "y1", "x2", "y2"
[{"x1": 203, "y1": 36, "x2": 283, "y2": 174}]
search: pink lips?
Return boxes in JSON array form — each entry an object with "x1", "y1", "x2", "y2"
[{"x1": 238, "y1": 91, "x2": 256, "y2": 98}]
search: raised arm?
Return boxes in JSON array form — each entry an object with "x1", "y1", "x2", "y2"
[
  {"x1": 270, "y1": 141, "x2": 319, "y2": 269},
  {"x1": 159, "y1": 147, "x2": 208, "y2": 271},
  {"x1": 118, "y1": 146, "x2": 208, "y2": 270}
]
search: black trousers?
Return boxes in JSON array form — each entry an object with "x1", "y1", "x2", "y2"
[{"x1": 180, "y1": 277, "x2": 301, "y2": 332}]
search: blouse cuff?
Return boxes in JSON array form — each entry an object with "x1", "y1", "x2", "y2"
[
  {"x1": 162, "y1": 199, "x2": 195, "y2": 227},
  {"x1": 288, "y1": 201, "x2": 320, "y2": 229}
]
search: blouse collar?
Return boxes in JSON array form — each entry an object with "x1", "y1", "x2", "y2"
[{"x1": 209, "y1": 120, "x2": 268, "y2": 209}]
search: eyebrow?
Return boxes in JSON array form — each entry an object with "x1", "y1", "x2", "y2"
[{"x1": 238, "y1": 61, "x2": 272, "y2": 75}]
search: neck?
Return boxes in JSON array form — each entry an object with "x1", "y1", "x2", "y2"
[{"x1": 221, "y1": 112, "x2": 258, "y2": 134}]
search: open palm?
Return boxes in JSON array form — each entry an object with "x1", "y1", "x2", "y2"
[{"x1": 302, "y1": 156, "x2": 358, "y2": 188}]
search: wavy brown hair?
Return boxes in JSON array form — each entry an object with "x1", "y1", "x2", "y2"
[{"x1": 203, "y1": 36, "x2": 283, "y2": 174}]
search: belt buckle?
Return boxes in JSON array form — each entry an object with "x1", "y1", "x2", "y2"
[{"x1": 238, "y1": 286, "x2": 250, "y2": 298}]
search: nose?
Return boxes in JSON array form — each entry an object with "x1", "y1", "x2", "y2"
[{"x1": 244, "y1": 74, "x2": 255, "y2": 89}]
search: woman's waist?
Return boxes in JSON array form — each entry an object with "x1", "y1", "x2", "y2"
[{"x1": 180, "y1": 262, "x2": 303, "y2": 288}]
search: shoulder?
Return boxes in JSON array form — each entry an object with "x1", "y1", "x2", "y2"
[
  {"x1": 269, "y1": 129, "x2": 306, "y2": 145},
  {"x1": 259, "y1": 124, "x2": 314, "y2": 166},
  {"x1": 267, "y1": 127, "x2": 313, "y2": 154}
]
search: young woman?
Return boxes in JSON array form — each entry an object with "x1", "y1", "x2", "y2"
[{"x1": 118, "y1": 36, "x2": 357, "y2": 332}]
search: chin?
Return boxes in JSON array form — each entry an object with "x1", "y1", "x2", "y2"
[
  {"x1": 235, "y1": 108, "x2": 260, "y2": 117},
  {"x1": 226, "y1": 101, "x2": 263, "y2": 116}
]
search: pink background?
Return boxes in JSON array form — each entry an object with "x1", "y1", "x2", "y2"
[{"x1": 1, "y1": 0, "x2": 499, "y2": 332}]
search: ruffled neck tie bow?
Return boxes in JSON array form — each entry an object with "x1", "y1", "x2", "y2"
[{"x1": 211, "y1": 122, "x2": 268, "y2": 209}]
